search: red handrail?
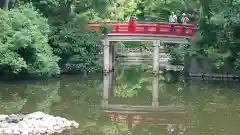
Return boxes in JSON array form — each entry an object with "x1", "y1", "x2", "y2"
[{"x1": 88, "y1": 18, "x2": 196, "y2": 36}]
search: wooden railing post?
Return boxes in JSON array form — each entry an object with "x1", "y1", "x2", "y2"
[{"x1": 128, "y1": 16, "x2": 136, "y2": 33}]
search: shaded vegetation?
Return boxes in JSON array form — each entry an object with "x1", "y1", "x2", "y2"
[{"x1": 1, "y1": 0, "x2": 240, "y2": 76}]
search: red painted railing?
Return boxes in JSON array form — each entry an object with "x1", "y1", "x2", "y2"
[{"x1": 88, "y1": 17, "x2": 196, "y2": 37}]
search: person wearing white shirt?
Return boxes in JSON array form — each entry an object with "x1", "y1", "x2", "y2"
[
  {"x1": 181, "y1": 13, "x2": 189, "y2": 24},
  {"x1": 169, "y1": 12, "x2": 178, "y2": 23},
  {"x1": 169, "y1": 12, "x2": 177, "y2": 32}
]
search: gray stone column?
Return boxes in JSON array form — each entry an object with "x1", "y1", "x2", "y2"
[
  {"x1": 112, "y1": 72, "x2": 116, "y2": 97},
  {"x1": 183, "y1": 52, "x2": 191, "y2": 75},
  {"x1": 152, "y1": 40, "x2": 160, "y2": 74},
  {"x1": 152, "y1": 75, "x2": 159, "y2": 108},
  {"x1": 102, "y1": 73, "x2": 110, "y2": 108},
  {"x1": 108, "y1": 72, "x2": 116, "y2": 97},
  {"x1": 103, "y1": 39, "x2": 110, "y2": 73},
  {"x1": 109, "y1": 42, "x2": 115, "y2": 72}
]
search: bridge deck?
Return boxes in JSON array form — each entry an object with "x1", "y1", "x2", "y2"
[
  {"x1": 88, "y1": 17, "x2": 196, "y2": 42},
  {"x1": 105, "y1": 34, "x2": 191, "y2": 44}
]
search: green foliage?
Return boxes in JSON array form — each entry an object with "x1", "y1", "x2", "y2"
[
  {"x1": 49, "y1": 17, "x2": 102, "y2": 73},
  {"x1": 100, "y1": 24, "x2": 113, "y2": 34},
  {"x1": 0, "y1": 0, "x2": 111, "y2": 76},
  {"x1": 0, "y1": 5, "x2": 60, "y2": 76},
  {"x1": 108, "y1": 0, "x2": 138, "y2": 20},
  {"x1": 0, "y1": 93, "x2": 27, "y2": 114},
  {"x1": 194, "y1": 0, "x2": 240, "y2": 71},
  {"x1": 1, "y1": 0, "x2": 240, "y2": 76},
  {"x1": 121, "y1": 0, "x2": 240, "y2": 72},
  {"x1": 25, "y1": 81, "x2": 61, "y2": 113},
  {"x1": 19, "y1": 0, "x2": 111, "y2": 21},
  {"x1": 26, "y1": 0, "x2": 106, "y2": 74}
]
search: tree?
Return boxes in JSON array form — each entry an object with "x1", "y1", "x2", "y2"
[
  {"x1": 0, "y1": 5, "x2": 60, "y2": 76},
  {"x1": 18, "y1": 0, "x2": 111, "y2": 74}
]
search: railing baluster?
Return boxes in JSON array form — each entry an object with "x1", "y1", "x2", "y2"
[
  {"x1": 115, "y1": 25, "x2": 119, "y2": 33},
  {"x1": 156, "y1": 24, "x2": 160, "y2": 33}
]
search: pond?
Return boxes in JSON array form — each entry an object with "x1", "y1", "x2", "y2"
[{"x1": 0, "y1": 65, "x2": 240, "y2": 135}]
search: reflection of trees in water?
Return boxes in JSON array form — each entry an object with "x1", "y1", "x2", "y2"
[
  {"x1": 0, "y1": 84, "x2": 27, "y2": 113},
  {"x1": 115, "y1": 66, "x2": 151, "y2": 98},
  {"x1": 15, "y1": 72, "x2": 240, "y2": 134},
  {"x1": 110, "y1": 66, "x2": 240, "y2": 134},
  {"x1": 75, "y1": 119, "x2": 129, "y2": 135},
  {"x1": 173, "y1": 80, "x2": 240, "y2": 134},
  {"x1": 0, "y1": 80, "x2": 61, "y2": 114},
  {"x1": 101, "y1": 122, "x2": 129, "y2": 135},
  {"x1": 0, "y1": 93, "x2": 27, "y2": 114},
  {"x1": 76, "y1": 111, "x2": 185, "y2": 135},
  {"x1": 115, "y1": 77, "x2": 150, "y2": 98},
  {"x1": 68, "y1": 79, "x2": 102, "y2": 105},
  {"x1": 28, "y1": 82, "x2": 61, "y2": 113},
  {"x1": 0, "y1": 74, "x2": 105, "y2": 114},
  {"x1": 114, "y1": 66, "x2": 185, "y2": 104},
  {"x1": 131, "y1": 124, "x2": 184, "y2": 135},
  {"x1": 0, "y1": 68, "x2": 240, "y2": 134},
  {"x1": 88, "y1": 72, "x2": 240, "y2": 135},
  {"x1": 15, "y1": 81, "x2": 61, "y2": 114}
]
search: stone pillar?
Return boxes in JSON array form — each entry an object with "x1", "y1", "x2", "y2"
[
  {"x1": 103, "y1": 39, "x2": 110, "y2": 73},
  {"x1": 109, "y1": 72, "x2": 116, "y2": 97},
  {"x1": 183, "y1": 52, "x2": 191, "y2": 75},
  {"x1": 114, "y1": 42, "x2": 117, "y2": 63},
  {"x1": 109, "y1": 42, "x2": 115, "y2": 72},
  {"x1": 102, "y1": 73, "x2": 110, "y2": 108},
  {"x1": 152, "y1": 40, "x2": 160, "y2": 74},
  {"x1": 152, "y1": 75, "x2": 159, "y2": 108},
  {"x1": 112, "y1": 72, "x2": 117, "y2": 97}
]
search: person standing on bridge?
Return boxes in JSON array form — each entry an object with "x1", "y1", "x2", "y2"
[
  {"x1": 169, "y1": 12, "x2": 177, "y2": 32},
  {"x1": 169, "y1": 12, "x2": 178, "y2": 23},
  {"x1": 181, "y1": 13, "x2": 189, "y2": 24}
]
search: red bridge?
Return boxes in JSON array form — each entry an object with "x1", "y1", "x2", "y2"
[
  {"x1": 89, "y1": 17, "x2": 197, "y2": 73},
  {"x1": 88, "y1": 17, "x2": 196, "y2": 42}
]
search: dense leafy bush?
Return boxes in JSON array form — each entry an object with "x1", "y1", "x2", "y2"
[
  {"x1": 0, "y1": 5, "x2": 60, "y2": 76},
  {"x1": 49, "y1": 16, "x2": 102, "y2": 74},
  {"x1": 18, "y1": 0, "x2": 104, "y2": 75}
]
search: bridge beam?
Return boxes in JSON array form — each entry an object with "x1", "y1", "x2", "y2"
[{"x1": 152, "y1": 40, "x2": 160, "y2": 74}]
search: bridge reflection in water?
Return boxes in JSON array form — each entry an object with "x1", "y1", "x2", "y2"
[{"x1": 101, "y1": 72, "x2": 187, "y2": 133}]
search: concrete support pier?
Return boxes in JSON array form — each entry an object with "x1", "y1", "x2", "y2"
[
  {"x1": 152, "y1": 75, "x2": 159, "y2": 108},
  {"x1": 109, "y1": 42, "x2": 115, "y2": 72},
  {"x1": 103, "y1": 39, "x2": 115, "y2": 73},
  {"x1": 103, "y1": 39, "x2": 110, "y2": 73},
  {"x1": 109, "y1": 72, "x2": 116, "y2": 97},
  {"x1": 102, "y1": 74, "x2": 110, "y2": 107},
  {"x1": 152, "y1": 40, "x2": 160, "y2": 74}
]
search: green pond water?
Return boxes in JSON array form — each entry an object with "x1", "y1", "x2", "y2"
[{"x1": 0, "y1": 65, "x2": 240, "y2": 135}]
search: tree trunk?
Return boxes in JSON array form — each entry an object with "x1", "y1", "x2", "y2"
[{"x1": 4, "y1": 0, "x2": 9, "y2": 10}]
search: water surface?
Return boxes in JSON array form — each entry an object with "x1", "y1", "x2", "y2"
[{"x1": 0, "y1": 66, "x2": 240, "y2": 135}]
